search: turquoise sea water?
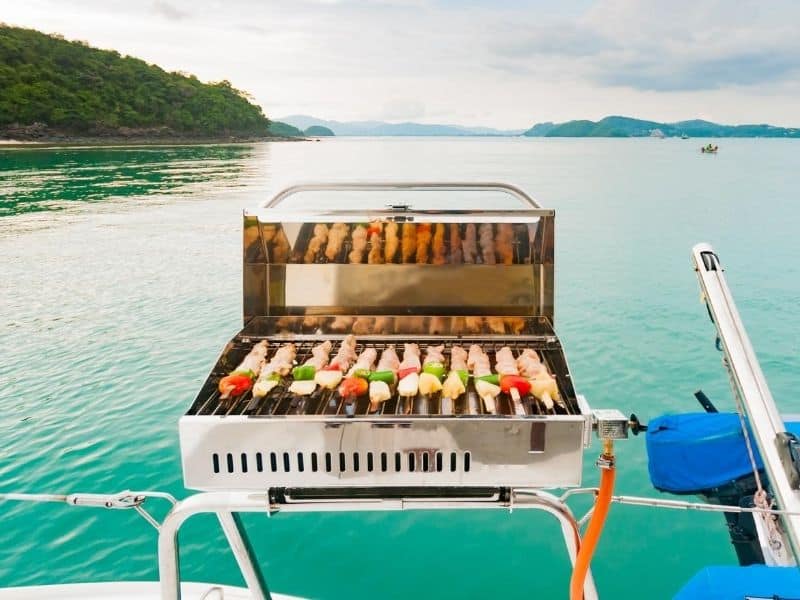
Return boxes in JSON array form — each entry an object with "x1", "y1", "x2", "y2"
[{"x1": 1, "y1": 138, "x2": 799, "y2": 598}]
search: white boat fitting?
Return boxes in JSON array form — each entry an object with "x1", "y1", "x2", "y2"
[
  {"x1": 0, "y1": 582, "x2": 301, "y2": 600},
  {"x1": 3, "y1": 183, "x2": 800, "y2": 599}
]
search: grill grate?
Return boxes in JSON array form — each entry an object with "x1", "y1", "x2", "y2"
[{"x1": 189, "y1": 337, "x2": 577, "y2": 418}]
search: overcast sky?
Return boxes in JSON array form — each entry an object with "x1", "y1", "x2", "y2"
[{"x1": 5, "y1": 0, "x2": 800, "y2": 128}]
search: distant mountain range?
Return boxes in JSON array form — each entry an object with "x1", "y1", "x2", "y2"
[
  {"x1": 280, "y1": 114, "x2": 800, "y2": 138},
  {"x1": 279, "y1": 115, "x2": 525, "y2": 137}
]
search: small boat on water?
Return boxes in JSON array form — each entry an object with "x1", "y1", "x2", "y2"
[
  {"x1": 2, "y1": 182, "x2": 799, "y2": 600},
  {"x1": 701, "y1": 143, "x2": 719, "y2": 153},
  {"x1": 681, "y1": 133, "x2": 689, "y2": 139}
]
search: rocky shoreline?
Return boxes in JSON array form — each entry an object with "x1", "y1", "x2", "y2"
[{"x1": 0, "y1": 122, "x2": 306, "y2": 145}]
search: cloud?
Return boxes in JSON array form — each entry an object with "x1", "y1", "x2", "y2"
[
  {"x1": 151, "y1": 0, "x2": 189, "y2": 21},
  {"x1": 380, "y1": 99, "x2": 427, "y2": 120}
]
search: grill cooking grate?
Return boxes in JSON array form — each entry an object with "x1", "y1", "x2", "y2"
[{"x1": 189, "y1": 338, "x2": 577, "y2": 418}]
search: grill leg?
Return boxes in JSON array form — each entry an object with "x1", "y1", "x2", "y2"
[{"x1": 218, "y1": 512, "x2": 272, "y2": 600}]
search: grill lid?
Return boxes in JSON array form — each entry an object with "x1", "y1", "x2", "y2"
[{"x1": 243, "y1": 182, "x2": 555, "y2": 322}]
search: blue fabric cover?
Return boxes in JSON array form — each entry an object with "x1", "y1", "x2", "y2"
[
  {"x1": 674, "y1": 565, "x2": 800, "y2": 599},
  {"x1": 646, "y1": 412, "x2": 800, "y2": 494}
]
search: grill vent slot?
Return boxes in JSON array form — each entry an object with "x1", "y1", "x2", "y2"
[{"x1": 212, "y1": 450, "x2": 473, "y2": 475}]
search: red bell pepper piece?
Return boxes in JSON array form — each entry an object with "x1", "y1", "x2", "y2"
[
  {"x1": 398, "y1": 366, "x2": 419, "y2": 380},
  {"x1": 321, "y1": 363, "x2": 342, "y2": 371},
  {"x1": 338, "y1": 376, "x2": 368, "y2": 398},
  {"x1": 219, "y1": 374, "x2": 254, "y2": 397},
  {"x1": 500, "y1": 375, "x2": 531, "y2": 396}
]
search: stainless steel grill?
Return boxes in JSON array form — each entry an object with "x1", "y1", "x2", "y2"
[{"x1": 179, "y1": 182, "x2": 591, "y2": 494}]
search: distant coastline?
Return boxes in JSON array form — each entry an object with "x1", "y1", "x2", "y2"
[{"x1": 281, "y1": 114, "x2": 800, "y2": 139}]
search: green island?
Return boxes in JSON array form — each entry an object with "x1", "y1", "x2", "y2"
[
  {"x1": 523, "y1": 116, "x2": 800, "y2": 138},
  {"x1": 0, "y1": 25, "x2": 308, "y2": 143}
]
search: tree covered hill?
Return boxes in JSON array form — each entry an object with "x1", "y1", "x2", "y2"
[
  {"x1": 0, "y1": 25, "x2": 272, "y2": 140},
  {"x1": 524, "y1": 115, "x2": 800, "y2": 138}
]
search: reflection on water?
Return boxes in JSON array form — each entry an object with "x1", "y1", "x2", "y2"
[{"x1": 0, "y1": 145, "x2": 257, "y2": 216}]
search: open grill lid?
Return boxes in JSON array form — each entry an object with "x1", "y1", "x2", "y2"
[{"x1": 242, "y1": 182, "x2": 555, "y2": 324}]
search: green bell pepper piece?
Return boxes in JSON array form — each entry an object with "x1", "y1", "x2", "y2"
[
  {"x1": 368, "y1": 370, "x2": 396, "y2": 384},
  {"x1": 456, "y1": 369, "x2": 469, "y2": 386},
  {"x1": 475, "y1": 374, "x2": 500, "y2": 385},
  {"x1": 291, "y1": 365, "x2": 316, "y2": 380},
  {"x1": 422, "y1": 362, "x2": 446, "y2": 380}
]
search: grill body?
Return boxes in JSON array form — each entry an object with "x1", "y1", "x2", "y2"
[{"x1": 180, "y1": 184, "x2": 592, "y2": 494}]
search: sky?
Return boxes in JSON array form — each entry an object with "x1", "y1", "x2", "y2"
[{"x1": 4, "y1": 0, "x2": 800, "y2": 128}]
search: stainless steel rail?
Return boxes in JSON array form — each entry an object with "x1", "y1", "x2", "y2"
[
  {"x1": 262, "y1": 181, "x2": 542, "y2": 209},
  {"x1": 692, "y1": 243, "x2": 800, "y2": 561}
]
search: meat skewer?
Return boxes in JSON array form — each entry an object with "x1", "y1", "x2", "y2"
[
  {"x1": 462, "y1": 224, "x2": 477, "y2": 264},
  {"x1": 401, "y1": 223, "x2": 416, "y2": 263},
  {"x1": 374, "y1": 316, "x2": 393, "y2": 334},
  {"x1": 495, "y1": 223, "x2": 515, "y2": 265},
  {"x1": 367, "y1": 222, "x2": 384, "y2": 264},
  {"x1": 252, "y1": 343, "x2": 296, "y2": 399},
  {"x1": 516, "y1": 349, "x2": 560, "y2": 411},
  {"x1": 338, "y1": 347, "x2": 378, "y2": 408},
  {"x1": 432, "y1": 223, "x2": 446, "y2": 265},
  {"x1": 384, "y1": 222, "x2": 399, "y2": 263},
  {"x1": 272, "y1": 229, "x2": 291, "y2": 263},
  {"x1": 288, "y1": 340, "x2": 332, "y2": 396},
  {"x1": 464, "y1": 316, "x2": 483, "y2": 334},
  {"x1": 495, "y1": 346, "x2": 528, "y2": 415},
  {"x1": 304, "y1": 224, "x2": 329, "y2": 263},
  {"x1": 348, "y1": 224, "x2": 368, "y2": 263},
  {"x1": 449, "y1": 224, "x2": 463, "y2": 264},
  {"x1": 218, "y1": 340, "x2": 269, "y2": 401},
  {"x1": 468, "y1": 344, "x2": 499, "y2": 414},
  {"x1": 479, "y1": 224, "x2": 496, "y2": 265},
  {"x1": 325, "y1": 223, "x2": 348, "y2": 262},
  {"x1": 416, "y1": 223, "x2": 432, "y2": 264},
  {"x1": 487, "y1": 317, "x2": 506, "y2": 335},
  {"x1": 429, "y1": 316, "x2": 448, "y2": 335},
  {"x1": 397, "y1": 343, "x2": 421, "y2": 402},
  {"x1": 369, "y1": 345, "x2": 399, "y2": 412},
  {"x1": 418, "y1": 345, "x2": 446, "y2": 395},
  {"x1": 441, "y1": 346, "x2": 469, "y2": 414},
  {"x1": 314, "y1": 335, "x2": 357, "y2": 390}
]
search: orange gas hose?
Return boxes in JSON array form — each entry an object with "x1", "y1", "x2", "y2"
[{"x1": 569, "y1": 443, "x2": 616, "y2": 600}]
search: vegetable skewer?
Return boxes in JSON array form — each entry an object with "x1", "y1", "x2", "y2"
[
  {"x1": 218, "y1": 340, "x2": 269, "y2": 401},
  {"x1": 288, "y1": 340, "x2": 332, "y2": 396}
]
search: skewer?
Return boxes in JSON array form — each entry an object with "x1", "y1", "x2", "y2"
[
  {"x1": 325, "y1": 223, "x2": 349, "y2": 262},
  {"x1": 417, "y1": 345, "x2": 445, "y2": 414},
  {"x1": 249, "y1": 343, "x2": 296, "y2": 412},
  {"x1": 397, "y1": 343, "x2": 421, "y2": 414},
  {"x1": 449, "y1": 223, "x2": 463, "y2": 264},
  {"x1": 348, "y1": 224, "x2": 368, "y2": 263},
  {"x1": 495, "y1": 346, "x2": 527, "y2": 416},
  {"x1": 462, "y1": 224, "x2": 477, "y2": 263},
  {"x1": 442, "y1": 345, "x2": 469, "y2": 415},
  {"x1": 218, "y1": 340, "x2": 269, "y2": 404},
  {"x1": 338, "y1": 347, "x2": 377, "y2": 415},
  {"x1": 468, "y1": 344, "x2": 499, "y2": 414},
  {"x1": 288, "y1": 340, "x2": 332, "y2": 396},
  {"x1": 369, "y1": 345, "x2": 399, "y2": 413},
  {"x1": 401, "y1": 223, "x2": 416, "y2": 263},
  {"x1": 384, "y1": 222, "x2": 399, "y2": 263},
  {"x1": 314, "y1": 335, "x2": 357, "y2": 391},
  {"x1": 416, "y1": 224, "x2": 432, "y2": 264}
]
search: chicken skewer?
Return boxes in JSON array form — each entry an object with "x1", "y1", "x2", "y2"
[
  {"x1": 304, "y1": 224, "x2": 329, "y2": 263},
  {"x1": 441, "y1": 345, "x2": 469, "y2": 414},
  {"x1": 367, "y1": 222, "x2": 384, "y2": 264},
  {"x1": 348, "y1": 224, "x2": 368, "y2": 263},
  {"x1": 218, "y1": 340, "x2": 269, "y2": 402},
  {"x1": 251, "y1": 343, "x2": 296, "y2": 400},
  {"x1": 338, "y1": 348, "x2": 378, "y2": 414},
  {"x1": 288, "y1": 340, "x2": 332, "y2": 396},
  {"x1": 401, "y1": 223, "x2": 416, "y2": 263},
  {"x1": 416, "y1": 345, "x2": 446, "y2": 414},
  {"x1": 468, "y1": 344, "x2": 500, "y2": 414},
  {"x1": 368, "y1": 345, "x2": 399, "y2": 413},
  {"x1": 416, "y1": 223, "x2": 432, "y2": 264},
  {"x1": 516, "y1": 349, "x2": 561, "y2": 411},
  {"x1": 449, "y1": 223, "x2": 463, "y2": 264},
  {"x1": 495, "y1": 346, "x2": 528, "y2": 416},
  {"x1": 479, "y1": 224, "x2": 496, "y2": 265},
  {"x1": 462, "y1": 224, "x2": 477, "y2": 264},
  {"x1": 495, "y1": 223, "x2": 515, "y2": 265},
  {"x1": 397, "y1": 343, "x2": 422, "y2": 413},
  {"x1": 432, "y1": 223, "x2": 447, "y2": 265},
  {"x1": 384, "y1": 222, "x2": 399, "y2": 263},
  {"x1": 352, "y1": 317, "x2": 374, "y2": 335},
  {"x1": 314, "y1": 335, "x2": 357, "y2": 390},
  {"x1": 325, "y1": 223, "x2": 349, "y2": 262}
]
